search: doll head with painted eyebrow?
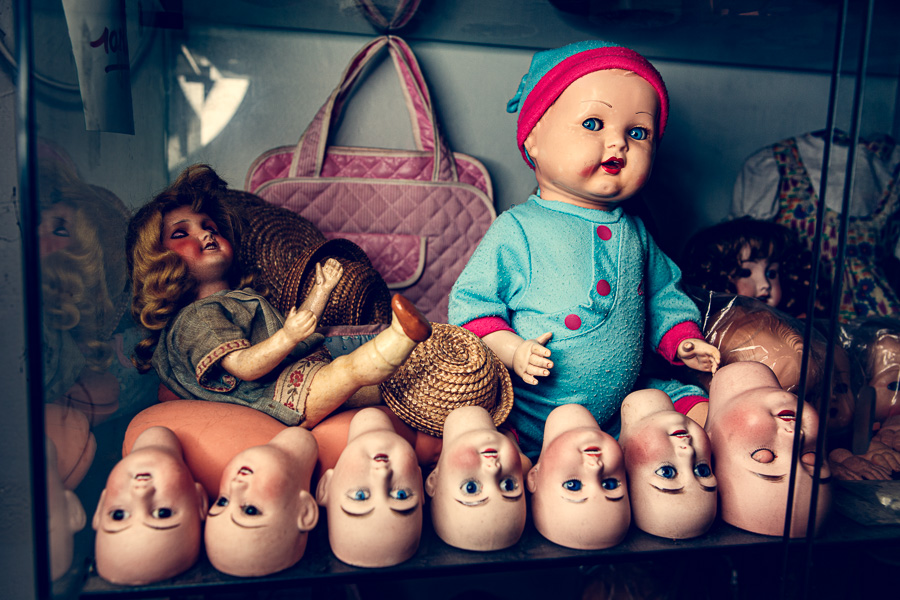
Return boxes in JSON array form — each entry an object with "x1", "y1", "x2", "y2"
[
  {"x1": 526, "y1": 404, "x2": 630, "y2": 549},
  {"x1": 425, "y1": 406, "x2": 527, "y2": 551},
  {"x1": 92, "y1": 427, "x2": 207, "y2": 585},
  {"x1": 619, "y1": 389, "x2": 716, "y2": 540},
  {"x1": 316, "y1": 408, "x2": 424, "y2": 567},
  {"x1": 706, "y1": 361, "x2": 831, "y2": 537}
]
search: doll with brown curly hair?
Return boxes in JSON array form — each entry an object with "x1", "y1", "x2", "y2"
[
  {"x1": 680, "y1": 218, "x2": 823, "y2": 319},
  {"x1": 127, "y1": 165, "x2": 431, "y2": 428}
]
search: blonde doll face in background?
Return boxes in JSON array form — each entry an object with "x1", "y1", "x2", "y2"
[
  {"x1": 731, "y1": 244, "x2": 782, "y2": 308},
  {"x1": 38, "y1": 203, "x2": 75, "y2": 257},
  {"x1": 524, "y1": 69, "x2": 658, "y2": 211}
]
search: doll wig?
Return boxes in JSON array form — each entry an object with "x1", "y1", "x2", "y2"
[
  {"x1": 680, "y1": 218, "x2": 821, "y2": 318},
  {"x1": 39, "y1": 160, "x2": 130, "y2": 373},
  {"x1": 127, "y1": 165, "x2": 250, "y2": 372}
]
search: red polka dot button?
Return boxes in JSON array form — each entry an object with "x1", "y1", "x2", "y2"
[
  {"x1": 596, "y1": 280, "x2": 611, "y2": 296},
  {"x1": 564, "y1": 314, "x2": 581, "y2": 330},
  {"x1": 596, "y1": 225, "x2": 612, "y2": 241}
]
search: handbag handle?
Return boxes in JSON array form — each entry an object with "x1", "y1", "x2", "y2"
[{"x1": 291, "y1": 35, "x2": 457, "y2": 182}]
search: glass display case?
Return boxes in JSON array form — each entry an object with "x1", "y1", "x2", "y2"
[{"x1": 3, "y1": 1, "x2": 900, "y2": 598}]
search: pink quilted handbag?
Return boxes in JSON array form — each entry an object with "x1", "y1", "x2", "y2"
[{"x1": 245, "y1": 35, "x2": 495, "y2": 323}]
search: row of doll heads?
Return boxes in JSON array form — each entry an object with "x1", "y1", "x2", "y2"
[{"x1": 91, "y1": 363, "x2": 831, "y2": 586}]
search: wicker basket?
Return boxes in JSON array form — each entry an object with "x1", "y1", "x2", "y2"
[{"x1": 381, "y1": 324, "x2": 514, "y2": 436}]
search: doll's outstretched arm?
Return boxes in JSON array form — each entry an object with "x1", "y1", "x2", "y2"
[
  {"x1": 220, "y1": 307, "x2": 318, "y2": 381},
  {"x1": 297, "y1": 259, "x2": 343, "y2": 321},
  {"x1": 483, "y1": 330, "x2": 553, "y2": 385},
  {"x1": 677, "y1": 339, "x2": 720, "y2": 374}
]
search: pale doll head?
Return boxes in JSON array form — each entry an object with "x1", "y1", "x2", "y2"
[
  {"x1": 425, "y1": 406, "x2": 526, "y2": 551},
  {"x1": 46, "y1": 440, "x2": 86, "y2": 581},
  {"x1": 205, "y1": 427, "x2": 319, "y2": 577},
  {"x1": 619, "y1": 389, "x2": 716, "y2": 540},
  {"x1": 507, "y1": 41, "x2": 668, "y2": 210},
  {"x1": 316, "y1": 408, "x2": 424, "y2": 567},
  {"x1": 706, "y1": 362, "x2": 831, "y2": 537},
  {"x1": 526, "y1": 404, "x2": 629, "y2": 549},
  {"x1": 92, "y1": 427, "x2": 207, "y2": 585},
  {"x1": 703, "y1": 302, "x2": 824, "y2": 397}
]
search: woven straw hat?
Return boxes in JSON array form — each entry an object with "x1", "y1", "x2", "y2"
[
  {"x1": 381, "y1": 324, "x2": 515, "y2": 437},
  {"x1": 226, "y1": 191, "x2": 391, "y2": 325}
]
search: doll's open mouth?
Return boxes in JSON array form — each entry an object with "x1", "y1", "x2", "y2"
[
  {"x1": 135, "y1": 473, "x2": 151, "y2": 481},
  {"x1": 777, "y1": 410, "x2": 796, "y2": 422},
  {"x1": 481, "y1": 449, "x2": 498, "y2": 458},
  {"x1": 374, "y1": 453, "x2": 389, "y2": 462},
  {"x1": 583, "y1": 447, "x2": 601, "y2": 456},
  {"x1": 670, "y1": 430, "x2": 690, "y2": 439},
  {"x1": 203, "y1": 241, "x2": 218, "y2": 251},
  {"x1": 601, "y1": 158, "x2": 624, "y2": 174},
  {"x1": 238, "y1": 466, "x2": 253, "y2": 475}
]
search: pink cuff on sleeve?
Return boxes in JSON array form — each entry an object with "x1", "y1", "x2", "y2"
[
  {"x1": 463, "y1": 316, "x2": 515, "y2": 338},
  {"x1": 674, "y1": 396, "x2": 707, "y2": 416},
  {"x1": 657, "y1": 321, "x2": 705, "y2": 364}
]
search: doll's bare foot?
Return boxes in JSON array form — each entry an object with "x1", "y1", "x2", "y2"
[{"x1": 391, "y1": 294, "x2": 432, "y2": 342}]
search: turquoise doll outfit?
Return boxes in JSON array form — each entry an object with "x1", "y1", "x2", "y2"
[{"x1": 449, "y1": 195, "x2": 705, "y2": 457}]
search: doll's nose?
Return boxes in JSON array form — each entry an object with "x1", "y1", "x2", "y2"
[{"x1": 582, "y1": 453, "x2": 602, "y2": 469}]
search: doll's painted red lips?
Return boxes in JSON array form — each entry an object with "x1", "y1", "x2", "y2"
[
  {"x1": 481, "y1": 449, "x2": 498, "y2": 458},
  {"x1": 374, "y1": 453, "x2": 389, "y2": 462},
  {"x1": 583, "y1": 447, "x2": 601, "y2": 455},
  {"x1": 671, "y1": 430, "x2": 690, "y2": 438},
  {"x1": 601, "y1": 158, "x2": 624, "y2": 174},
  {"x1": 777, "y1": 410, "x2": 796, "y2": 422},
  {"x1": 135, "y1": 473, "x2": 151, "y2": 481},
  {"x1": 238, "y1": 466, "x2": 253, "y2": 475}
]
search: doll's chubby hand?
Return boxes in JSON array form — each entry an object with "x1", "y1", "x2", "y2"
[
  {"x1": 283, "y1": 307, "x2": 318, "y2": 344},
  {"x1": 677, "y1": 338, "x2": 720, "y2": 374},
  {"x1": 829, "y1": 448, "x2": 893, "y2": 480},
  {"x1": 513, "y1": 332, "x2": 554, "y2": 385}
]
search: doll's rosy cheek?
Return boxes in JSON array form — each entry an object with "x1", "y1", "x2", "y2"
[
  {"x1": 165, "y1": 238, "x2": 201, "y2": 260},
  {"x1": 446, "y1": 446, "x2": 480, "y2": 470}
]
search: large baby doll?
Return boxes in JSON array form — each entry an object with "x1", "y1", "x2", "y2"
[
  {"x1": 449, "y1": 41, "x2": 719, "y2": 456},
  {"x1": 126, "y1": 165, "x2": 430, "y2": 428}
]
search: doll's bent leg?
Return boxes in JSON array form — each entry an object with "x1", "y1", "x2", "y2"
[{"x1": 303, "y1": 295, "x2": 431, "y2": 427}]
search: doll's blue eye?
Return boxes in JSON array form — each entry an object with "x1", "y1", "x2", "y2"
[
  {"x1": 390, "y1": 488, "x2": 412, "y2": 501},
  {"x1": 582, "y1": 118, "x2": 602, "y2": 131},
  {"x1": 243, "y1": 505, "x2": 261, "y2": 516},
  {"x1": 151, "y1": 507, "x2": 173, "y2": 519},
  {"x1": 499, "y1": 477, "x2": 518, "y2": 493},
  {"x1": 562, "y1": 479, "x2": 582, "y2": 492},
  {"x1": 110, "y1": 509, "x2": 129, "y2": 521},
  {"x1": 628, "y1": 127, "x2": 648, "y2": 140},
  {"x1": 766, "y1": 268, "x2": 779, "y2": 279},
  {"x1": 655, "y1": 465, "x2": 677, "y2": 479},
  {"x1": 349, "y1": 488, "x2": 371, "y2": 501},
  {"x1": 215, "y1": 497, "x2": 228, "y2": 507},
  {"x1": 694, "y1": 464, "x2": 712, "y2": 478},
  {"x1": 461, "y1": 479, "x2": 482, "y2": 495},
  {"x1": 600, "y1": 478, "x2": 620, "y2": 491}
]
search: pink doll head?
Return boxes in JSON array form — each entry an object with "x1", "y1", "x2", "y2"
[
  {"x1": 205, "y1": 427, "x2": 319, "y2": 577},
  {"x1": 507, "y1": 41, "x2": 669, "y2": 211},
  {"x1": 316, "y1": 408, "x2": 424, "y2": 567},
  {"x1": 619, "y1": 389, "x2": 717, "y2": 540},
  {"x1": 526, "y1": 404, "x2": 629, "y2": 549},
  {"x1": 46, "y1": 440, "x2": 86, "y2": 581},
  {"x1": 706, "y1": 362, "x2": 831, "y2": 537},
  {"x1": 92, "y1": 427, "x2": 207, "y2": 585},
  {"x1": 425, "y1": 406, "x2": 526, "y2": 551}
]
